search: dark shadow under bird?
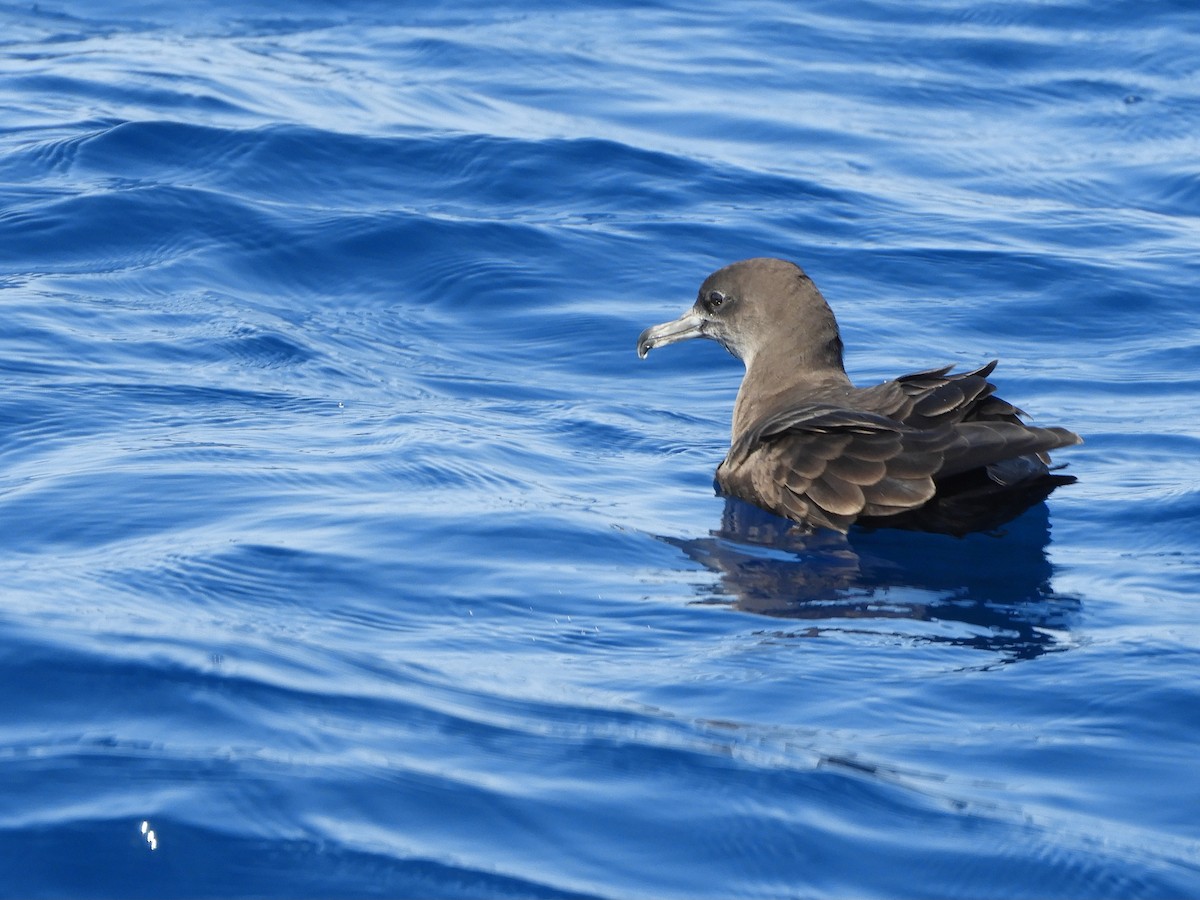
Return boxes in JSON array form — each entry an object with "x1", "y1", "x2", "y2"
[
  {"x1": 665, "y1": 495, "x2": 1081, "y2": 660},
  {"x1": 637, "y1": 258, "x2": 1081, "y2": 535}
]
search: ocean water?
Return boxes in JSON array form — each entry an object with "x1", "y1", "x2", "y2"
[{"x1": 1, "y1": 1, "x2": 1199, "y2": 897}]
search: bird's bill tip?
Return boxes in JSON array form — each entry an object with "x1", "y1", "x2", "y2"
[{"x1": 636, "y1": 311, "x2": 705, "y2": 359}]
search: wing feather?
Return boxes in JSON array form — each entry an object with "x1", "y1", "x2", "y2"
[
  {"x1": 715, "y1": 363, "x2": 1081, "y2": 533},
  {"x1": 718, "y1": 405, "x2": 954, "y2": 532},
  {"x1": 806, "y1": 474, "x2": 866, "y2": 517}
]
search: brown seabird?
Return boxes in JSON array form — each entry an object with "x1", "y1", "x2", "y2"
[{"x1": 636, "y1": 258, "x2": 1081, "y2": 534}]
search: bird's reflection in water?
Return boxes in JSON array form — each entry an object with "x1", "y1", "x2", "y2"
[{"x1": 663, "y1": 498, "x2": 1081, "y2": 664}]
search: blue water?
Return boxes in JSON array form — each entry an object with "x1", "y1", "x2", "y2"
[{"x1": 2, "y1": 1, "x2": 1199, "y2": 897}]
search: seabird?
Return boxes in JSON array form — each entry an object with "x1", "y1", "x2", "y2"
[{"x1": 637, "y1": 258, "x2": 1081, "y2": 534}]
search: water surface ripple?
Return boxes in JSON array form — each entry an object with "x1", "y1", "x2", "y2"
[{"x1": 1, "y1": 1, "x2": 1199, "y2": 897}]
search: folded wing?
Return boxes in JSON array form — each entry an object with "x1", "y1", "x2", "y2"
[{"x1": 717, "y1": 364, "x2": 1081, "y2": 533}]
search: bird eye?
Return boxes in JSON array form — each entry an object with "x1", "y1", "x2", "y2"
[{"x1": 707, "y1": 290, "x2": 726, "y2": 309}]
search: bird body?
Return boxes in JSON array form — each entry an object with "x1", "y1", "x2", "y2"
[{"x1": 637, "y1": 258, "x2": 1081, "y2": 534}]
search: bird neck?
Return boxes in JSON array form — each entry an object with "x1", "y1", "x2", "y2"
[{"x1": 731, "y1": 338, "x2": 852, "y2": 440}]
